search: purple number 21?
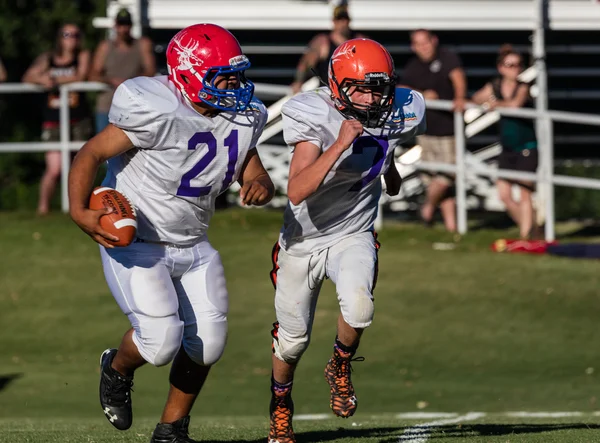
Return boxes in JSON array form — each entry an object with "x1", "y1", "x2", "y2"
[
  {"x1": 349, "y1": 135, "x2": 390, "y2": 191},
  {"x1": 176, "y1": 130, "x2": 239, "y2": 197}
]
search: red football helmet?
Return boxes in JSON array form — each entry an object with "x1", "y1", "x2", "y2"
[
  {"x1": 328, "y1": 38, "x2": 396, "y2": 127},
  {"x1": 166, "y1": 24, "x2": 254, "y2": 112}
]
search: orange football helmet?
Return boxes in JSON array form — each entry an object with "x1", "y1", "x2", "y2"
[{"x1": 328, "y1": 38, "x2": 396, "y2": 127}]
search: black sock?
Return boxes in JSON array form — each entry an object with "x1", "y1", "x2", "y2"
[{"x1": 334, "y1": 336, "x2": 358, "y2": 357}]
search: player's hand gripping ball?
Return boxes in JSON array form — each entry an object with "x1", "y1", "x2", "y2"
[{"x1": 88, "y1": 187, "x2": 137, "y2": 247}]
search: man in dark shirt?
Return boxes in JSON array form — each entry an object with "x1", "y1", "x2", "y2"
[{"x1": 401, "y1": 29, "x2": 467, "y2": 233}]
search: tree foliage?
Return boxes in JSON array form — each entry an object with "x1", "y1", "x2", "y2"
[{"x1": 0, "y1": 0, "x2": 106, "y2": 210}]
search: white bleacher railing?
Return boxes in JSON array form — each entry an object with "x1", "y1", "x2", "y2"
[
  {"x1": 2, "y1": 79, "x2": 600, "y2": 242},
  {"x1": 0, "y1": 80, "x2": 298, "y2": 214}
]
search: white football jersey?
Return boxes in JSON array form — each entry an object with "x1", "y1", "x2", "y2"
[
  {"x1": 103, "y1": 76, "x2": 268, "y2": 247},
  {"x1": 279, "y1": 86, "x2": 426, "y2": 255}
]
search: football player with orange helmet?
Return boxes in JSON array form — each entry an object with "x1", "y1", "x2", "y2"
[{"x1": 267, "y1": 39, "x2": 426, "y2": 443}]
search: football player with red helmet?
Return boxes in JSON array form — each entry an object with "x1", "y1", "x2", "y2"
[
  {"x1": 267, "y1": 39, "x2": 427, "y2": 443},
  {"x1": 69, "y1": 24, "x2": 273, "y2": 442}
]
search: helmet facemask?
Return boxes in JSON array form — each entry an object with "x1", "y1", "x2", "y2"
[
  {"x1": 334, "y1": 73, "x2": 396, "y2": 128},
  {"x1": 197, "y1": 56, "x2": 255, "y2": 112}
]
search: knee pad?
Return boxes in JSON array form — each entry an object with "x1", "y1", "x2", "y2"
[
  {"x1": 340, "y1": 287, "x2": 375, "y2": 329},
  {"x1": 132, "y1": 316, "x2": 184, "y2": 367},
  {"x1": 182, "y1": 321, "x2": 228, "y2": 366},
  {"x1": 271, "y1": 322, "x2": 310, "y2": 364}
]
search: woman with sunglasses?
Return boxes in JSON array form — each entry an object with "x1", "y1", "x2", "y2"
[
  {"x1": 23, "y1": 23, "x2": 92, "y2": 215},
  {"x1": 472, "y1": 44, "x2": 539, "y2": 239}
]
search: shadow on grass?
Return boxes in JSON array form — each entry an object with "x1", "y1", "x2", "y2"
[
  {"x1": 0, "y1": 373, "x2": 22, "y2": 393},
  {"x1": 220, "y1": 423, "x2": 600, "y2": 442},
  {"x1": 556, "y1": 223, "x2": 600, "y2": 239},
  {"x1": 220, "y1": 426, "x2": 400, "y2": 443},
  {"x1": 391, "y1": 423, "x2": 600, "y2": 442},
  {"x1": 469, "y1": 214, "x2": 516, "y2": 232}
]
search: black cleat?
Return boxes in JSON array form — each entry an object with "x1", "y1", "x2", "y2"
[
  {"x1": 150, "y1": 416, "x2": 199, "y2": 443},
  {"x1": 99, "y1": 348, "x2": 134, "y2": 431}
]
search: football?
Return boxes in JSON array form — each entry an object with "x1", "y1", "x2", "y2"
[{"x1": 89, "y1": 187, "x2": 137, "y2": 247}]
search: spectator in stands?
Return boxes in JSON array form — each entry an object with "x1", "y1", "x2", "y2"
[
  {"x1": 290, "y1": 5, "x2": 366, "y2": 93},
  {"x1": 472, "y1": 44, "x2": 538, "y2": 239},
  {"x1": 22, "y1": 23, "x2": 92, "y2": 215},
  {"x1": 0, "y1": 57, "x2": 6, "y2": 82},
  {"x1": 400, "y1": 29, "x2": 467, "y2": 234},
  {"x1": 90, "y1": 8, "x2": 156, "y2": 133}
]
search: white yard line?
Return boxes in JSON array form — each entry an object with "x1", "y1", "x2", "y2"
[
  {"x1": 505, "y1": 411, "x2": 584, "y2": 418},
  {"x1": 396, "y1": 412, "x2": 459, "y2": 419},
  {"x1": 297, "y1": 410, "x2": 599, "y2": 422},
  {"x1": 295, "y1": 412, "x2": 462, "y2": 421},
  {"x1": 399, "y1": 412, "x2": 486, "y2": 443},
  {"x1": 295, "y1": 413, "x2": 331, "y2": 421}
]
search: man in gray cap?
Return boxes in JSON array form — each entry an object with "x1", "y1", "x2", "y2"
[
  {"x1": 290, "y1": 5, "x2": 366, "y2": 94},
  {"x1": 89, "y1": 8, "x2": 156, "y2": 134}
]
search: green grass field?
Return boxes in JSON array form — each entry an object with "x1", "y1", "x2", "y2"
[{"x1": 1, "y1": 209, "x2": 600, "y2": 442}]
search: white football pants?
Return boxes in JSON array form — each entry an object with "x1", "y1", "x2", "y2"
[
  {"x1": 270, "y1": 231, "x2": 379, "y2": 363},
  {"x1": 100, "y1": 238, "x2": 228, "y2": 367}
]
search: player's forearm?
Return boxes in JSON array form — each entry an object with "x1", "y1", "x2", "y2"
[
  {"x1": 246, "y1": 173, "x2": 275, "y2": 206},
  {"x1": 256, "y1": 175, "x2": 275, "y2": 206},
  {"x1": 287, "y1": 143, "x2": 345, "y2": 205},
  {"x1": 68, "y1": 147, "x2": 103, "y2": 214}
]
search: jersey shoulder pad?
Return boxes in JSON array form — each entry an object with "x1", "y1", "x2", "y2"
[
  {"x1": 247, "y1": 97, "x2": 268, "y2": 117},
  {"x1": 281, "y1": 89, "x2": 333, "y2": 149},
  {"x1": 116, "y1": 76, "x2": 179, "y2": 118},
  {"x1": 282, "y1": 87, "x2": 331, "y2": 123},
  {"x1": 109, "y1": 76, "x2": 178, "y2": 149},
  {"x1": 245, "y1": 97, "x2": 268, "y2": 148},
  {"x1": 246, "y1": 97, "x2": 268, "y2": 129},
  {"x1": 390, "y1": 88, "x2": 426, "y2": 125}
]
